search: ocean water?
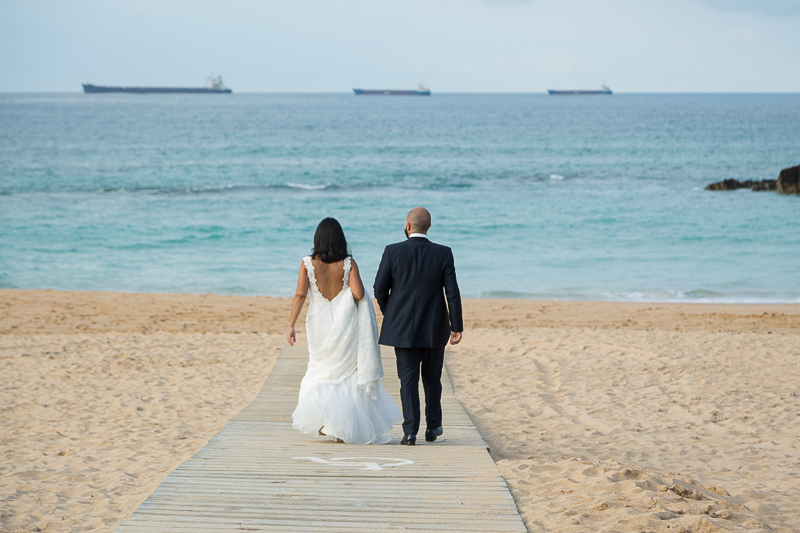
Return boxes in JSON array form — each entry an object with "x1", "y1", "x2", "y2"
[{"x1": 1, "y1": 92, "x2": 799, "y2": 302}]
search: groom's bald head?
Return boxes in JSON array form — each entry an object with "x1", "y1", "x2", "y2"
[{"x1": 406, "y1": 207, "x2": 432, "y2": 234}]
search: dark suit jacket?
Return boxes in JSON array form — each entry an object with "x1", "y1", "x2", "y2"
[{"x1": 374, "y1": 236, "x2": 463, "y2": 348}]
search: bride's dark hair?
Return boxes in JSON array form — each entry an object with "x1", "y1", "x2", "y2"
[{"x1": 311, "y1": 217, "x2": 351, "y2": 263}]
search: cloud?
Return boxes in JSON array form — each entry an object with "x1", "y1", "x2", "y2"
[{"x1": 693, "y1": 0, "x2": 800, "y2": 17}]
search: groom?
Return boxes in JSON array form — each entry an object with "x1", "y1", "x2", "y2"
[{"x1": 374, "y1": 207, "x2": 463, "y2": 446}]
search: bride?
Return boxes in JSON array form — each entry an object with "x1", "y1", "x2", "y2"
[{"x1": 287, "y1": 217, "x2": 401, "y2": 444}]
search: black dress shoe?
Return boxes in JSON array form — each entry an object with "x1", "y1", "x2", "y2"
[
  {"x1": 400, "y1": 435, "x2": 416, "y2": 446},
  {"x1": 425, "y1": 426, "x2": 443, "y2": 442}
]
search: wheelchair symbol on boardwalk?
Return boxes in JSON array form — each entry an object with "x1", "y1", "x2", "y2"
[{"x1": 293, "y1": 456, "x2": 414, "y2": 472}]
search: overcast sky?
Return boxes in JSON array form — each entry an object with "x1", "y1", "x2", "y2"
[{"x1": 1, "y1": 0, "x2": 799, "y2": 92}]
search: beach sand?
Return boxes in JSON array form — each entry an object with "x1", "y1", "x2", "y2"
[
  {"x1": 0, "y1": 291, "x2": 287, "y2": 532},
  {"x1": 450, "y1": 301, "x2": 800, "y2": 533},
  {"x1": 1, "y1": 290, "x2": 798, "y2": 532}
]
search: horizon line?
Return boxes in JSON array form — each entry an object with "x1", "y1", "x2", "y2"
[{"x1": 3, "y1": 90, "x2": 800, "y2": 95}]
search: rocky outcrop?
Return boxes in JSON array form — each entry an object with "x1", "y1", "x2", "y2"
[
  {"x1": 705, "y1": 179, "x2": 776, "y2": 191},
  {"x1": 777, "y1": 165, "x2": 800, "y2": 194}
]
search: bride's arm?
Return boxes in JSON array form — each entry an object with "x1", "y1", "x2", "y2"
[
  {"x1": 349, "y1": 258, "x2": 365, "y2": 300},
  {"x1": 287, "y1": 261, "x2": 309, "y2": 346}
]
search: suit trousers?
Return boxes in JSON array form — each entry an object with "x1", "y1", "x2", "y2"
[{"x1": 394, "y1": 346, "x2": 445, "y2": 436}]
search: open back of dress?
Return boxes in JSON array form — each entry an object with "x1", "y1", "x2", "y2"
[{"x1": 291, "y1": 256, "x2": 401, "y2": 444}]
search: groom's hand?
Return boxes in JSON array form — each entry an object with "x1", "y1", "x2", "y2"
[{"x1": 449, "y1": 331, "x2": 462, "y2": 345}]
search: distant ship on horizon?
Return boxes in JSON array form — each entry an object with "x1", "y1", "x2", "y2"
[
  {"x1": 83, "y1": 76, "x2": 232, "y2": 94},
  {"x1": 353, "y1": 84, "x2": 430, "y2": 96},
  {"x1": 548, "y1": 85, "x2": 612, "y2": 95}
]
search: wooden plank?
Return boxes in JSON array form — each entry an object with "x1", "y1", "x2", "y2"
[{"x1": 116, "y1": 345, "x2": 526, "y2": 532}]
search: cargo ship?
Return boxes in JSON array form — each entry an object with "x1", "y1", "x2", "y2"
[
  {"x1": 353, "y1": 84, "x2": 430, "y2": 96},
  {"x1": 548, "y1": 85, "x2": 612, "y2": 95},
  {"x1": 83, "y1": 76, "x2": 232, "y2": 94}
]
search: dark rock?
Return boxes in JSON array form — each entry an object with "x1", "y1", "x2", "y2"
[
  {"x1": 706, "y1": 179, "x2": 742, "y2": 191},
  {"x1": 750, "y1": 180, "x2": 778, "y2": 192},
  {"x1": 705, "y1": 179, "x2": 776, "y2": 192},
  {"x1": 777, "y1": 165, "x2": 800, "y2": 194}
]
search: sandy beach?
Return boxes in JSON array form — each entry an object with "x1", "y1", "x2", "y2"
[
  {"x1": 0, "y1": 291, "x2": 287, "y2": 532},
  {"x1": 1, "y1": 290, "x2": 799, "y2": 532}
]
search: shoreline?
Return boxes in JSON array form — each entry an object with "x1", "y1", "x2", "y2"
[{"x1": 3, "y1": 288, "x2": 799, "y2": 335}]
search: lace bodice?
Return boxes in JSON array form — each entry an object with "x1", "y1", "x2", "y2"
[{"x1": 303, "y1": 256, "x2": 351, "y2": 301}]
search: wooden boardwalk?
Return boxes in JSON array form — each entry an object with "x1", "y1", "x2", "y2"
[{"x1": 116, "y1": 345, "x2": 526, "y2": 532}]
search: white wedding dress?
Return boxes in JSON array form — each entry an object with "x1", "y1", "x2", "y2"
[{"x1": 291, "y1": 256, "x2": 402, "y2": 444}]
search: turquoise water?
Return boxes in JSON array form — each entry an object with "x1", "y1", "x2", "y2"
[{"x1": 1, "y1": 93, "x2": 799, "y2": 301}]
